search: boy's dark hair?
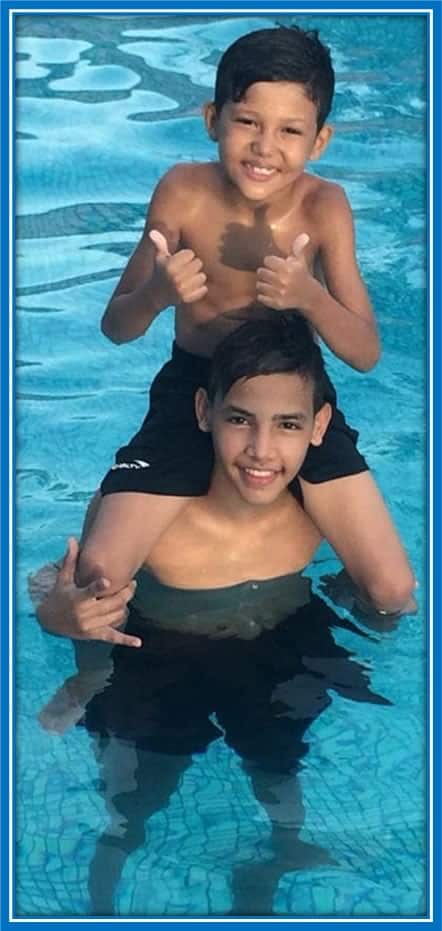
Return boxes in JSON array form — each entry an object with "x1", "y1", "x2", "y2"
[
  {"x1": 208, "y1": 311, "x2": 327, "y2": 413},
  {"x1": 214, "y1": 26, "x2": 335, "y2": 131}
]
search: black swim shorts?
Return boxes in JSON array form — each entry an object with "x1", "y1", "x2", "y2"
[
  {"x1": 83, "y1": 602, "x2": 328, "y2": 766},
  {"x1": 100, "y1": 343, "x2": 368, "y2": 497},
  {"x1": 82, "y1": 596, "x2": 387, "y2": 765}
]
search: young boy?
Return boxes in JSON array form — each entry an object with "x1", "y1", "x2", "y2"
[{"x1": 78, "y1": 25, "x2": 415, "y2": 615}]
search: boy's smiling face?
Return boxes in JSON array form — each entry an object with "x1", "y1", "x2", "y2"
[
  {"x1": 196, "y1": 371, "x2": 331, "y2": 508},
  {"x1": 205, "y1": 81, "x2": 332, "y2": 208}
]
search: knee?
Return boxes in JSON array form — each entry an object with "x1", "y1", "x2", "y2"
[{"x1": 364, "y1": 565, "x2": 416, "y2": 615}]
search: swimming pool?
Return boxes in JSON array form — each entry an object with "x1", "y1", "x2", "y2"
[{"x1": 15, "y1": 10, "x2": 427, "y2": 918}]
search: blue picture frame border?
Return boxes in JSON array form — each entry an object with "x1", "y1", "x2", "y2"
[{"x1": 1, "y1": 2, "x2": 440, "y2": 929}]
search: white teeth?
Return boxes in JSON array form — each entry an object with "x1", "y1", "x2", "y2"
[
  {"x1": 244, "y1": 468, "x2": 275, "y2": 477},
  {"x1": 246, "y1": 164, "x2": 275, "y2": 176}
]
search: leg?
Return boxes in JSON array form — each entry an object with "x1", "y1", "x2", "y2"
[
  {"x1": 78, "y1": 347, "x2": 214, "y2": 591},
  {"x1": 88, "y1": 738, "x2": 192, "y2": 916},
  {"x1": 77, "y1": 492, "x2": 190, "y2": 591},
  {"x1": 218, "y1": 667, "x2": 331, "y2": 916},
  {"x1": 230, "y1": 748, "x2": 331, "y2": 915},
  {"x1": 37, "y1": 640, "x2": 115, "y2": 736},
  {"x1": 300, "y1": 471, "x2": 416, "y2": 614}
]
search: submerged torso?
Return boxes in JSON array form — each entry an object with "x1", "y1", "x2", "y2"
[{"x1": 132, "y1": 568, "x2": 313, "y2": 639}]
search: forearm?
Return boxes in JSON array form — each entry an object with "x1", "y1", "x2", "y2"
[
  {"x1": 101, "y1": 278, "x2": 169, "y2": 344},
  {"x1": 299, "y1": 278, "x2": 380, "y2": 372}
]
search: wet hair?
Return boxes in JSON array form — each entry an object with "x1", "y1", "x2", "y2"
[
  {"x1": 214, "y1": 26, "x2": 335, "y2": 131},
  {"x1": 207, "y1": 311, "x2": 327, "y2": 413}
]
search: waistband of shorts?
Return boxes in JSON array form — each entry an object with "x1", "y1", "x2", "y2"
[{"x1": 171, "y1": 342, "x2": 212, "y2": 379}]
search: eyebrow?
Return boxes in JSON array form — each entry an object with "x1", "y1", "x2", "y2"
[
  {"x1": 224, "y1": 404, "x2": 308, "y2": 423},
  {"x1": 232, "y1": 104, "x2": 306, "y2": 123}
]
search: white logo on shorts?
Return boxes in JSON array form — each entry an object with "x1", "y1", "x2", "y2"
[{"x1": 110, "y1": 459, "x2": 151, "y2": 471}]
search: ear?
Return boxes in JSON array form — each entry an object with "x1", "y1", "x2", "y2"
[
  {"x1": 310, "y1": 402, "x2": 332, "y2": 447},
  {"x1": 203, "y1": 101, "x2": 218, "y2": 141},
  {"x1": 309, "y1": 123, "x2": 333, "y2": 162},
  {"x1": 195, "y1": 387, "x2": 212, "y2": 432}
]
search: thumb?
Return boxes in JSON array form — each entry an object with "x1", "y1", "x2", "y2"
[
  {"x1": 292, "y1": 233, "x2": 310, "y2": 259},
  {"x1": 149, "y1": 229, "x2": 171, "y2": 258},
  {"x1": 87, "y1": 576, "x2": 111, "y2": 598},
  {"x1": 58, "y1": 536, "x2": 79, "y2": 584}
]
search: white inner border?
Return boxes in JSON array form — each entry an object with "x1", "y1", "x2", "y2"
[{"x1": 8, "y1": 5, "x2": 434, "y2": 924}]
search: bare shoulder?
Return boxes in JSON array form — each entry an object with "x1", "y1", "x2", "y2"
[
  {"x1": 142, "y1": 162, "x2": 212, "y2": 248},
  {"x1": 304, "y1": 175, "x2": 351, "y2": 216},
  {"x1": 147, "y1": 162, "x2": 219, "y2": 232},
  {"x1": 301, "y1": 176, "x2": 355, "y2": 248},
  {"x1": 153, "y1": 162, "x2": 217, "y2": 200}
]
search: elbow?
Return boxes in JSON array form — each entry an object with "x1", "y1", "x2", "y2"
[
  {"x1": 101, "y1": 313, "x2": 122, "y2": 345},
  {"x1": 77, "y1": 546, "x2": 130, "y2": 595}
]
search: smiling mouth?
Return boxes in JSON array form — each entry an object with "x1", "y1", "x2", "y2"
[
  {"x1": 240, "y1": 466, "x2": 282, "y2": 487},
  {"x1": 242, "y1": 162, "x2": 278, "y2": 180}
]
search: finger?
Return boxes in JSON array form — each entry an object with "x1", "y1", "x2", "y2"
[
  {"x1": 256, "y1": 281, "x2": 278, "y2": 298},
  {"x1": 87, "y1": 577, "x2": 111, "y2": 598},
  {"x1": 95, "y1": 583, "x2": 136, "y2": 613},
  {"x1": 168, "y1": 248, "x2": 197, "y2": 269},
  {"x1": 182, "y1": 271, "x2": 207, "y2": 289},
  {"x1": 256, "y1": 294, "x2": 280, "y2": 307},
  {"x1": 92, "y1": 576, "x2": 136, "y2": 603},
  {"x1": 262, "y1": 255, "x2": 287, "y2": 272},
  {"x1": 181, "y1": 285, "x2": 209, "y2": 304},
  {"x1": 108, "y1": 607, "x2": 129, "y2": 628},
  {"x1": 77, "y1": 583, "x2": 136, "y2": 627},
  {"x1": 149, "y1": 229, "x2": 171, "y2": 258},
  {"x1": 256, "y1": 267, "x2": 280, "y2": 285},
  {"x1": 292, "y1": 232, "x2": 310, "y2": 258},
  {"x1": 58, "y1": 537, "x2": 79, "y2": 585},
  {"x1": 180, "y1": 272, "x2": 207, "y2": 295},
  {"x1": 95, "y1": 626, "x2": 142, "y2": 648},
  {"x1": 188, "y1": 257, "x2": 204, "y2": 275}
]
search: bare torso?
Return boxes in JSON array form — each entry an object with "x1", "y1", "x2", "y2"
[
  {"x1": 144, "y1": 490, "x2": 321, "y2": 589},
  {"x1": 148, "y1": 163, "x2": 329, "y2": 356}
]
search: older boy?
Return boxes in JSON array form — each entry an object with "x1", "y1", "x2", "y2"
[
  {"x1": 77, "y1": 25, "x2": 414, "y2": 615},
  {"x1": 35, "y1": 315, "x2": 392, "y2": 916}
]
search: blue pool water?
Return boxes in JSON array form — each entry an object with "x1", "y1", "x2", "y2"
[{"x1": 15, "y1": 11, "x2": 426, "y2": 918}]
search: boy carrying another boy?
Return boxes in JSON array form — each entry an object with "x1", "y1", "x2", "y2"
[{"x1": 77, "y1": 25, "x2": 415, "y2": 618}]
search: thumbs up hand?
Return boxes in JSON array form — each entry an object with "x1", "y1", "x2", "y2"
[
  {"x1": 148, "y1": 229, "x2": 208, "y2": 305},
  {"x1": 256, "y1": 233, "x2": 312, "y2": 310}
]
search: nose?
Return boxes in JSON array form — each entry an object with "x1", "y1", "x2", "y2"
[
  {"x1": 251, "y1": 127, "x2": 275, "y2": 158},
  {"x1": 246, "y1": 424, "x2": 273, "y2": 461}
]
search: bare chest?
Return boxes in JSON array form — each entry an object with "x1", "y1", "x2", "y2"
[
  {"x1": 145, "y1": 501, "x2": 320, "y2": 589},
  {"x1": 175, "y1": 206, "x2": 318, "y2": 353}
]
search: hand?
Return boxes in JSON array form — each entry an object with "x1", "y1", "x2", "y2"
[
  {"x1": 37, "y1": 537, "x2": 141, "y2": 648},
  {"x1": 149, "y1": 229, "x2": 208, "y2": 305},
  {"x1": 256, "y1": 233, "x2": 313, "y2": 310}
]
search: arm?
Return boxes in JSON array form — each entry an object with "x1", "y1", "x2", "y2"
[
  {"x1": 35, "y1": 538, "x2": 141, "y2": 647},
  {"x1": 257, "y1": 186, "x2": 380, "y2": 372},
  {"x1": 101, "y1": 166, "x2": 207, "y2": 344}
]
